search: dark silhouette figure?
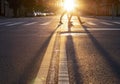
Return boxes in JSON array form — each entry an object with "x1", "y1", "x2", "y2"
[
  {"x1": 68, "y1": 3, "x2": 84, "y2": 26},
  {"x1": 59, "y1": 0, "x2": 84, "y2": 26}
]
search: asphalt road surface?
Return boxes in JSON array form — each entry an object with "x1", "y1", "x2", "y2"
[
  {"x1": 0, "y1": 16, "x2": 120, "y2": 84},
  {"x1": 0, "y1": 17, "x2": 58, "y2": 84}
]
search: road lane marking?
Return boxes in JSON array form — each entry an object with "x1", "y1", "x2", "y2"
[
  {"x1": 85, "y1": 28, "x2": 120, "y2": 30},
  {"x1": 100, "y1": 22, "x2": 113, "y2": 25},
  {"x1": 47, "y1": 33, "x2": 60, "y2": 84},
  {"x1": 0, "y1": 22, "x2": 11, "y2": 25},
  {"x1": 113, "y1": 22, "x2": 120, "y2": 24},
  {"x1": 6, "y1": 22, "x2": 24, "y2": 26},
  {"x1": 58, "y1": 37, "x2": 69, "y2": 84},
  {"x1": 40, "y1": 22, "x2": 51, "y2": 25},
  {"x1": 86, "y1": 22, "x2": 96, "y2": 25},
  {"x1": 34, "y1": 27, "x2": 59, "y2": 84},
  {"x1": 73, "y1": 22, "x2": 81, "y2": 25},
  {"x1": 61, "y1": 33, "x2": 87, "y2": 36},
  {"x1": 24, "y1": 22, "x2": 38, "y2": 26}
]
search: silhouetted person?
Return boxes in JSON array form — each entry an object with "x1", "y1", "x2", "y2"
[
  {"x1": 68, "y1": 0, "x2": 84, "y2": 25},
  {"x1": 59, "y1": 0, "x2": 71, "y2": 24},
  {"x1": 59, "y1": 10, "x2": 67, "y2": 24}
]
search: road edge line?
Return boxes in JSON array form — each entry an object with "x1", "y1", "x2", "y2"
[{"x1": 34, "y1": 28, "x2": 58, "y2": 84}]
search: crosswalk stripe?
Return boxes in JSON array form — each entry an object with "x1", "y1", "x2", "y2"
[
  {"x1": 24, "y1": 22, "x2": 38, "y2": 25},
  {"x1": 87, "y1": 22, "x2": 96, "y2": 25},
  {"x1": 6, "y1": 22, "x2": 24, "y2": 26},
  {"x1": 86, "y1": 28, "x2": 120, "y2": 30},
  {"x1": 1, "y1": 20, "x2": 120, "y2": 27},
  {"x1": 40, "y1": 22, "x2": 51, "y2": 25},
  {"x1": 113, "y1": 22, "x2": 120, "y2": 24},
  {"x1": 0, "y1": 22, "x2": 11, "y2": 25},
  {"x1": 100, "y1": 22, "x2": 113, "y2": 25}
]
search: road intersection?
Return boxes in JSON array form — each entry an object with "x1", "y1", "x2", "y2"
[{"x1": 0, "y1": 16, "x2": 120, "y2": 84}]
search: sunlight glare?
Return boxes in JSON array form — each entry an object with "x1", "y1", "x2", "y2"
[{"x1": 64, "y1": 0, "x2": 75, "y2": 11}]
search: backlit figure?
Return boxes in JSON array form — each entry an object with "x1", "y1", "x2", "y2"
[
  {"x1": 59, "y1": 0, "x2": 84, "y2": 25},
  {"x1": 59, "y1": 0, "x2": 75, "y2": 24}
]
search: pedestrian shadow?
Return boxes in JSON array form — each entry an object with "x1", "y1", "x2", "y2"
[
  {"x1": 81, "y1": 25, "x2": 120, "y2": 79},
  {"x1": 67, "y1": 21, "x2": 73, "y2": 32},
  {"x1": 56, "y1": 22, "x2": 63, "y2": 28},
  {"x1": 66, "y1": 35, "x2": 83, "y2": 83},
  {"x1": 16, "y1": 25, "x2": 60, "y2": 84},
  {"x1": 17, "y1": 34, "x2": 53, "y2": 84}
]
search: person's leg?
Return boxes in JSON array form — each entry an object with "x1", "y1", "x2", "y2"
[
  {"x1": 77, "y1": 15, "x2": 85, "y2": 24},
  {"x1": 67, "y1": 11, "x2": 71, "y2": 20},
  {"x1": 77, "y1": 15, "x2": 82, "y2": 24},
  {"x1": 68, "y1": 13, "x2": 73, "y2": 27},
  {"x1": 60, "y1": 11, "x2": 66, "y2": 23},
  {"x1": 68, "y1": 13, "x2": 72, "y2": 23}
]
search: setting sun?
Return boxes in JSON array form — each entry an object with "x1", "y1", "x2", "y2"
[{"x1": 63, "y1": 0, "x2": 75, "y2": 11}]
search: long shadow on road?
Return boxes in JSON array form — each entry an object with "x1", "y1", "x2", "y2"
[
  {"x1": 14, "y1": 24, "x2": 61, "y2": 84},
  {"x1": 66, "y1": 35, "x2": 83, "y2": 84},
  {"x1": 82, "y1": 25, "x2": 120, "y2": 80},
  {"x1": 65, "y1": 24, "x2": 83, "y2": 83}
]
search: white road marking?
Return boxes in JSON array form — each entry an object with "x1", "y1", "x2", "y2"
[
  {"x1": 73, "y1": 22, "x2": 80, "y2": 25},
  {"x1": 48, "y1": 33, "x2": 60, "y2": 84},
  {"x1": 6, "y1": 22, "x2": 24, "y2": 26},
  {"x1": 24, "y1": 22, "x2": 38, "y2": 26},
  {"x1": 61, "y1": 33, "x2": 87, "y2": 36},
  {"x1": 58, "y1": 37, "x2": 69, "y2": 84},
  {"x1": 40, "y1": 22, "x2": 51, "y2": 25},
  {"x1": 34, "y1": 27, "x2": 59, "y2": 84},
  {"x1": 87, "y1": 22, "x2": 96, "y2": 25},
  {"x1": 0, "y1": 22, "x2": 11, "y2": 25},
  {"x1": 100, "y1": 22, "x2": 113, "y2": 25},
  {"x1": 85, "y1": 28, "x2": 120, "y2": 30},
  {"x1": 113, "y1": 22, "x2": 120, "y2": 24}
]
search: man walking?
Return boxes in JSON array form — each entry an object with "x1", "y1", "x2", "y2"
[
  {"x1": 59, "y1": 0, "x2": 71, "y2": 24},
  {"x1": 68, "y1": 0, "x2": 84, "y2": 26},
  {"x1": 59, "y1": 0, "x2": 84, "y2": 25}
]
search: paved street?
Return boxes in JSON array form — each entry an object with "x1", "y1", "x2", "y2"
[
  {"x1": 0, "y1": 16, "x2": 120, "y2": 84},
  {"x1": 0, "y1": 17, "x2": 58, "y2": 84}
]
